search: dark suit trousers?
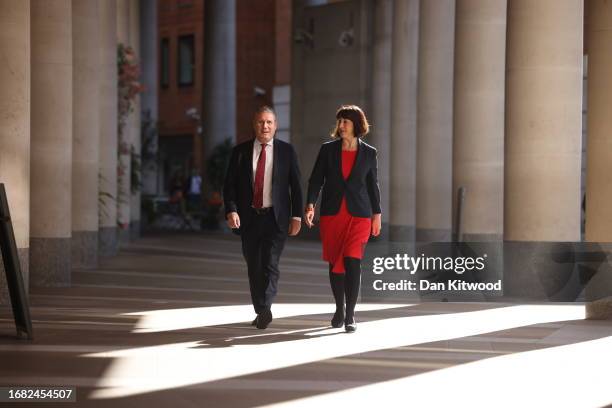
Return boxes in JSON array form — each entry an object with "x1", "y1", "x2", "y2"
[{"x1": 240, "y1": 210, "x2": 287, "y2": 314}]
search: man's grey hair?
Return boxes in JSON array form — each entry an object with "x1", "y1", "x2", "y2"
[{"x1": 253, "y1": 105, "x2": 276, "y2": 120}]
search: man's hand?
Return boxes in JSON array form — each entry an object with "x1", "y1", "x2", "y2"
[
  {"x1": 288, "y1": 219, "x2": 301, "y2": 236},
  {"x1": 371, "y1": 213, "x2": 382, "y2": 237},
  {"x1": 304, "y1": 205, "x2": 315, "y2": 228},
  {"x1": 227, "y1": 212, "x2": 240, "y2": 229}
]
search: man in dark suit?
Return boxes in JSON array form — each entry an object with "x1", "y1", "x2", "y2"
[{"x1": 223, "y1": 106, "x2": 303, "y2": 329}]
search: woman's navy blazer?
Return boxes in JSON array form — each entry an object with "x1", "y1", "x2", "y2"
[{"x1": 307, "y1": 138, "x2": 381, "y2": 217}]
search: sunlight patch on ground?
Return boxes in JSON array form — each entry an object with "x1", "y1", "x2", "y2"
[
  {"x1": 85, "y1": 304, "x2": 583, "y2": 399},
  {"x1": 260, "y1": 323, "x2": 611, "y2": 408},
  {"x1": 125, "y1": 303, "x2": 413, "y2": 333}
]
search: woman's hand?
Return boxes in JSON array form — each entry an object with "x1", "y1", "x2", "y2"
[
  {"x1": 304, "y1": 205, "x2": 315, "y2": 228},
  {"x1": 371, "y1": 213, "x2": 382, "y2": 237}
]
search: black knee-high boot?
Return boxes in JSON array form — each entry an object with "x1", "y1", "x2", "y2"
[
  {"x1": 329, "y1": 265, "x2": 345, "y2": 328},
  {"x1": 344, "y1": 257, "x2": 361, "y2": 333}
]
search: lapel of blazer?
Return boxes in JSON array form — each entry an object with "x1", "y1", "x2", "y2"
[
  {"x1": 246, "y1": 139, "x2": 255, "y2": 188},
  {"x1": 333, "y1": 139, "x2": 344, "y2": 182},
  {"x1": 272, "y1": 139, "x2": 280, "y2": 189},
  {"x1": 345, "y1": 138, "x2": 364, "y2": 184}
]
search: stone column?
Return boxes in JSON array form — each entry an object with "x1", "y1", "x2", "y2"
[
  {"x1": 30, "y1": 0, "x2": 73, "y2": 286},
  {"x1": 452, "y1": 0, "x2": 506, "y2": 241},
  {"x1": 139, "y1": 0, "x2": 157, "y2": 121},
  {"x1": 586, "y1": 1, "x2": 612, "y2": 243},
  {"x1": 72, "y1": 0, "x2": 100, "y2": 269},
  {"x1": 416, "y1": 0, "x2": 455, "y2": 242},
  {"x1": 129, "y1": 0, "x2": 141, "y2": 239},
  {"x1": 139, "y1": 0, "x2": 158, "y2": 196},
  {"x1": 504, "y1": 0, "x2": 583, "y2": 301},
  {"x1": 504, "y1": 0, "x2": 583, "y2": 242},
  {"x1": 585, "y1": 0, "x2": 612, "y2": 319},
  {"x1": 272, "y1": 0, "x2": 292, "y2": 144},
  {"x1": 116, "y1": 0, "x2": 129, "y2": 42},
  {"x1": 290, "y1": 0, "x2": 305, "y2": 181},
  {"x1": 99, "y1": 0, "x2": 119, "y2": 256},
  {"x1": 116, "y1": 0, "x2": 131, "y2": 242},
  {"x1": 203, "y1": 0, "x2": 236, "y2": 179},
  {"x1": 389, "y1": 0, "x2": 419, "y2": 242},
  {"x1": 0, "y1": 0, "x2": 30, "y2": 303},
  {"x1": 370, "y1": 0, "x2": 392, "y2": 239}
]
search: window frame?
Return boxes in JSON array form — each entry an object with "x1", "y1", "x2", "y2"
[
  {"x1": 160, "y1": 37, "x2": 170, "y2": 89},
  {"x1": 177, "y1": 34, "x2": 195, "y2": 87}
]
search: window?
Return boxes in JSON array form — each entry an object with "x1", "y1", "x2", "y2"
[
  {"x1": 177, "y1": 35, "x2": 195, "y2": 87},
  {"x1": 177, "y1": 0, "x2": 194, "y2": 9},
  {"x1": 160, "y1": 38, "x2": 170, "y2": 88}
]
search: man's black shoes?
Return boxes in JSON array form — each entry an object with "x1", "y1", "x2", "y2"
[
  {"x1": 250, "y1": 309, "x2": 272, "y2": 329},
  {"x1": 256, "y1": 309, "x2": 273, "y2": 329}
]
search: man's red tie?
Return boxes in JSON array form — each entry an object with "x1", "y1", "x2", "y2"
[{"x1": 253, "y1": 143, "x2": 267, "y2": 208}]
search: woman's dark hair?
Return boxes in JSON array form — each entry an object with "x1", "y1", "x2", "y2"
[{"x1": 330, "y1": 105, "x2": 370, "y2": 139}]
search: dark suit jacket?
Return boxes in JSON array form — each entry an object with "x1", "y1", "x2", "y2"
[
  {"x1": 307, "y1": 138, "x2": 381, "y2": 217},
  {"x1": 223, "y1": 138, "x2": 304, "y2": 233}
]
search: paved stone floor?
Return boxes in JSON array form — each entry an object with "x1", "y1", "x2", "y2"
[{"x1": 1, "y1": 232, "x2": 612, "y2": 407}]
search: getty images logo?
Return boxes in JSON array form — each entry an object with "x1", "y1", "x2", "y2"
[{"x1": 372, "y1": 253, "x2": 488, "y2": 275}]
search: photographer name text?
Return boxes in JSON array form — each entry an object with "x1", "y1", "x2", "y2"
[{"x1": 372, "y1": 279, "x2": 502, "y2": 291}]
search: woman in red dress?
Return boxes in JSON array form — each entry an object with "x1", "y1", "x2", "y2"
[{"x1": 304, "y1": 105, "x2": 382, "y2": 333}]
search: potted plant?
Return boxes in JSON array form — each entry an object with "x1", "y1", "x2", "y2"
[{"x1": 203, "y1": 139, "x2": 233, "y2": 229}]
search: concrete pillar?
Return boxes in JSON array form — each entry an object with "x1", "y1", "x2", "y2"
[
  {"x1": 72, "y1": 0, "x2": 100, "y2": 269},
  {"x1": 116, "y1": 0, "x2": 129, "y2": 44},
  {"x1": 203, "y1": 0, "x2": 236, "y2": 177},
  {"x1": 129, "y1": 0, "x2": 141, "y2": 239},
  {"x1": 0, "y1": 0, "x2": 30, "y2": 303},
  {"x1": 503, "y1": 0, "x2": 583, "y2": 301},
  {"x1": 389, "y1": 0, "x2": 419, "y2": 242},
  {"x1": 452, "y1": 0, "x2": 506, "y2": 241},
  {"x1": 370, "y1": 0, "x2": 392, "y2": 239},
  {"x1": 272, "y1": 0, "x2": 292, "y2": 144},
  {"x1": 139, "y1": 0, "x2": 157, "y2": 121},
  {"x1": 504, "y1": 0, "x2": 583, "y2": 242},
  {"x1": 585, "y1": 0, "x2": 612, "y2": 319},
  {"x1": 586, "y1": 1, "x2": 612, "y2": 243},
  {"x1": 416, "y1": 0, "x2": 455, "y2": 242},
  {"x1": 290, "y1": 0, "x2": 304, "y2": 183},
  {"x1": 116, "y1": 0, "x2": 131, "y2": 242},
  {"x1": 99, "y1": 0, "x2": 119, "y2": 256},
  {"x1": 139, "y1": 0, "x2": 158, "y2": 196},
  {"x1": 30, "y1": 0, "x2": 73, "y2": 286}
]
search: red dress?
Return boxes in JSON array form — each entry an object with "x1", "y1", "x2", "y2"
[{"x1": 319, "y1": 150, "x2": 372, "y2": 273}]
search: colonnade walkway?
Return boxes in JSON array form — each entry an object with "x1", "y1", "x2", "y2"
[{"x1": 1, "y1": 233, "x2": 612, "y2": 407}]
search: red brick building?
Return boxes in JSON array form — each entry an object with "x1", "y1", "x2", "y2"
[{"x1": 157, "y1": 0, "x2": 291, "y2": 190}]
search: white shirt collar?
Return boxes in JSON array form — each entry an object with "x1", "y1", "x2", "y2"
[{"x1": 255, "y1": 137, "x2": 274, "y2": 148}]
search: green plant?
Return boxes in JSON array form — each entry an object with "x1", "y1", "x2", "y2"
[
  {"x1": 141, "y1": 196, "x2": 157, "y2": 225},
  {"x1": 201, "y1": 139, "x2": 232, "y2": 230},
  {"x1": 131, "y1": 145, "x2": 142, "y2": 194},
  {"x1": 98, "y1": 173, "x2": 116, "y2": 222},
  {"x1": 206, "y1": 138, "x2": 233, "y2": 192},
  {"x1": 116, "y1": 43, "x2": 144, "y2": 230},
  {"x1": 141, "y1": 110, "x2": 158, "y2": 164},
  {"x1": 117, "y1": 43, "x2": 144, "y2": 132}
]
